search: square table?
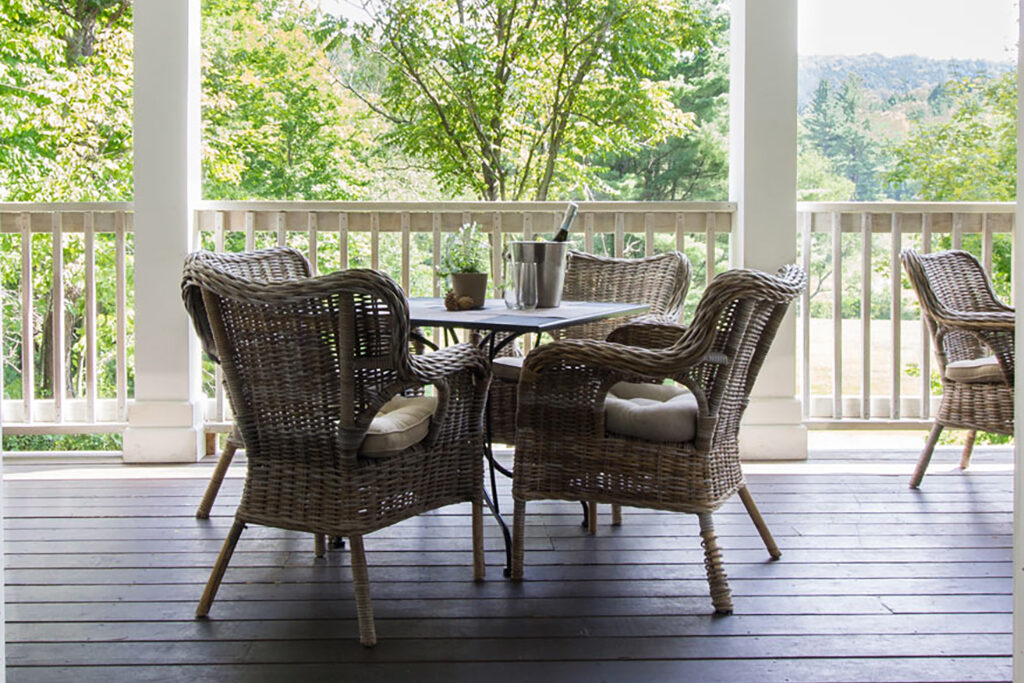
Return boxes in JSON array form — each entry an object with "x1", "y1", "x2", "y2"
[{"x1": 409, "y1": 298, "x2": 651, "y2": 575}]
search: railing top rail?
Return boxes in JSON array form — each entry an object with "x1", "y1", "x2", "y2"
[
  {"x1": 798, "y1": 201, "x2": 1014, "y2": 213},
  {"x1": 0, "y1": 202, "x2": 134, "y2": 212},
  {"x1": 194, "y1": 200, "x2": 738, "y2": 213}
]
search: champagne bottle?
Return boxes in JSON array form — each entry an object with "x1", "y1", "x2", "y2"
[{"x1": 551, "y1": 202, "x2": 579, "y2": 242}]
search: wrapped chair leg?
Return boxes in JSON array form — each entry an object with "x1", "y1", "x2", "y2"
[
  {"x1": 698, "y1": 513, "x2": 733, "y2": 615},
  {"x1": 348, "y1": 535, "x2": 377, "y2": 647},
  {"x1": 472, "y1": 497, "x2": 485, "y2": 581},
  {"x1": 611, "y1": 504, "x2": 623, "y2": 526},
  {"x1": 195, "y1": 440, "x2": 238, "y2": 519},
  {"x1": 960, "y1": 430, "x2": 977, "y2": 470},
  {"x1": 910, "y1": 423, "x2": 943, "y2": 488},
  {"x1": 196, "y1": 519, "x2": 245, "y2": 617},
  {"x1": 738, "y1": 486, "x2": 780, "y2": 559},
  {"x1": 314, "y1": 534, "x2": 327, "y2": 558},
  {"x1": 511, "y1": 500, "x2": 526, "y2": 581},
  {"x1": 587, "y1": 501, "x2": 598, "y2": 534}
]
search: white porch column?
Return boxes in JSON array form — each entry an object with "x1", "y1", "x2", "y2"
[
  {"x1": 122, "y1": 0, "x2": 204, "y2": 463},
  {"x1": 729, "y1": 0, "x2": 806, "y2": 460}
]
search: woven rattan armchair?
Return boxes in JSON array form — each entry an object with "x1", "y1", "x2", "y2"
[
  {"x1": 900, "y1": 249, "x2": 1014, "y2": 488},
  {"x1": 510, "y1": 265, "x2": 806, "y2": 614},
  {"x1": 490, "y1": 250, "x2": 691, "y2": 442},
  {"x1": 490, "y1": 250, "x2": 690, "y2": 529},
  {"x1": 183, "y1": 251, "x2": 490, "y2": 647},
  {"x1": 181, "y1": 247, "x2": 312, "y2": 520}
]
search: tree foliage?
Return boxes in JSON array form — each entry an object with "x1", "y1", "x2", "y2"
[
  {"x1": 334, "y1": 0, "x2": 709, "y2": 200},
  {"x1": 202, "y1": 0, "x2": 374, "y2": 200},
  {"x1": 887, "y1": 72, "x2": 1016, "y2": 202}
]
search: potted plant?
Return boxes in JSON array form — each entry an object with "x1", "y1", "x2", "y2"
[{"x1": 438, "y1": 223, "x2": 490, "y2": 309}]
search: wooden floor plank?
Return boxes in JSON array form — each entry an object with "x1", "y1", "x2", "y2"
[{"x1": 4, "y1": 447, "x2": 1013, "y2": 682}]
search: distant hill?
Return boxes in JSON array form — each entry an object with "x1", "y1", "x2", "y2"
[{"x1": 798, "y1": 54, "x2": 1014, "y2": 111}]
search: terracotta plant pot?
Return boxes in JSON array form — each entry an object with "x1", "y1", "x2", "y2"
[{"x1": 450, "y1": 272, "x2": 488, "y2": 309}]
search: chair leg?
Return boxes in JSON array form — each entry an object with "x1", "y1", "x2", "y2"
[
  {"x1": 587, "y1": 501, "x2": 598, "y2": 534},
  {"x1": 195, "y1": 441, "x2": 237, "y2": 519},
  {"x1": 737, "y1": 486, "x2": 780, "y2": 560},
  {"x1": 314, "y1": 534, "x2": 326, "y2": 558},
  {"x1": 196, "y1": 519, "x2": 245, "y2": 617},
  {"x1": 472, "y1": 497, "x2": 485, "y2": 581},
  {"x1": 511, "y1": 500, "x2": 526, "y2": 581},
  {"x1": 697, "y1": 513, "x2": 733, "y2": 615},
  {"x1": 348, "y1": 535, "x2": 377, "y2": 647},
  {"x1": 611, "y1": 504, "x2": 623, "y2": 527},
  {"x1": 960, "y1": 430, "x2": 977, "y2": 470},
  {"x1": 910, "y1": 423, "x2": 943, "y2": 489}
]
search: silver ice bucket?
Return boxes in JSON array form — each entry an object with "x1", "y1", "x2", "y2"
[{"x1": 507, "y1": 241, "x2": 568, "y2": 308}]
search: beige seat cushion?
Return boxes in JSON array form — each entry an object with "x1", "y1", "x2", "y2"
[
  {"x1": 604, "y1": 381, "x2": 698, "y2": 443},
  {"x1": 945, "y1": 356, "x2": 1005, "y2": 384},
  {"x1": 360, "y1": 395, "x2": 438, "y2": 457},
  {"x1": 492, "y1": 356, "x2": 525, "y2": 382}
]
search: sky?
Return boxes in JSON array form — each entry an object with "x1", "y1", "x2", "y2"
[{"x1": 799, "y1": 0, "x2": 1018, "y2": 62}]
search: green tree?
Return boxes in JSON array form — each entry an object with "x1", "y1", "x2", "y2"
[
  {"x1": 202, "y1": 0, "x2": 374, "y2": 200},
  {"x1": 801, "y1": 75, "x2": 889, "y2": 200},
  {"x1": 887, "y1": 72, "x2": 1016, "y2": 202},
  {"x1": 598, "y1": 0, "x2": 728, "y2": 201},
  {"x1": 334, "y1": 0, "x2": 708, "y2": 201}
]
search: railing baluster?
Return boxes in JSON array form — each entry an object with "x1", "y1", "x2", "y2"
[
  {"x1": 52, "y1": 212, "x2": 65, "y2": 423},
  {"x1": 920, "y1": 213, "x2": 932, "y2": 420},
  {"x1": 276, "y1": 211, "x2": 286, "y2": 247},
  {"x1": 614, "y1": 212, "x2": 625, "y2": 257},
  {"x1": 491, "y1": 212, "x2": 503, "y2": 298},
  {"x1": 675, "y1": 213, "x2": 685, "y2": 258},
  {"x1": 951, "y1": 212, "x2": 963, "y2": 251},
  {"x1": 831, "y1": 211, "x2": 842, "y2": 420},
  {"x1": 370, "y1": 211, "x2": 380, "y2": 270},
  {"x1": 584, "y1": 212, "x2": 595, "y2": 253},
  {"x1": 800, "y1": 211, "x2": 811, "y2": 420},
  {"x1": 431, "y1": 212, "x2": 441, "y2": 297},
  {"x1": 308, "y1": 212, "x2": 318, "y2": 276},
  {"x1": 890, "y1": 213, "x2": 902, "y2": 420},
  {"x1": 20, "y1": 213, "x2": 33, "y2": 424},
  {"x1": 523, "y1": 211, "x2": 533, "y2": 241},
  {"x1": 400, "y1": 212, "x2": 411, "y2": 294},
  {"x1": 981, "y1": 213, "x2": 993, "y2": 275},
  {"x1": 860, "y1": 212, "x2": 871, "y2": 419},
  {"x1": 115, "y1": 211, "x2": 128, "y2": 422},
  {"x1": 705, "y1": 212, "x2": 716, "y2": 287},
  {"x1": 644, "y1": 213, "x2": 654, "y2": 257},
  {"x1": 84, "y1": 211, "x2": 97, "y2": 423},
  {"x1": 339, "y1": 212, "x2": 349, "y2": 270},
  {"x1": 244, "y1": 211, "x2": 255, "y2": 251}
]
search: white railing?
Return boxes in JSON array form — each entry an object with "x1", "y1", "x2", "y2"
[
  {"x1": 1, "y1": 201, "x2": 734, "y2": 435},
  {"x1": 5, "y1": 200, "x2": 1013, "y2": 438},
  {"x1": 0, "y1": 203, "x2": 132, "y2": 433},
  {"x1": 193, "y1": 201, "x2": 736, "y2": 430},
  {"x1": 797, "y1": 202, "x2": 1015, "y2": 428}
]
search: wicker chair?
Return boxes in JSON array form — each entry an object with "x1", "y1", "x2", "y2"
[
  {"x1": 900, "y1": 249, "x2": 1014, "y2": 488},
  {"x1": 490, "y1": 250, "x2": 690, "y2": 529},
  {"x1": 181, "y1": 247, "x2": 312, "y2": 520},
  {"x1": 510, "y1": 265, "x2": 806, "y2": 614},
  {"x1": 182, "y1": 251, "x2": 490, "y2": 647}
]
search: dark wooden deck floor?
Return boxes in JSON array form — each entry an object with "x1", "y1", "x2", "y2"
[{"x1": 3, "y1": 445, "x2": 1013, "y2": 682}]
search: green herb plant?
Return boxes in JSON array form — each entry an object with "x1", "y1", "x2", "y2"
[{"x1": 437, "y1": 223, "x2": 490, "y2": 278}]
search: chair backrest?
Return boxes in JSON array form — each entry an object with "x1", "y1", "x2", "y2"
[
  {"x1": 181, "y1": 247, "x2": 311, "y2": 363},
  {"x1": 900, "y1": 249, "x2": 1008, "y2": 370},
  {"x1": 559, "y1": 250, "x2": 690, "y2": 340},
  {"x1": 676, "y1": 265, "x2": 806, "y2": 448},
  {"x1": 182, "y1": 252, "x2": 414, "y2": 461}
]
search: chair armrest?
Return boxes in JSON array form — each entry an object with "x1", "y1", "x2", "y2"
[
  {"x1": 934, "y1": 308, "x2": 1014, "y2": 331},
  {"x1": 607, "y1": 318, "x2": 688, "y2": 349},
  {"x1": 408, "y1": 343, "x2": 490, "y2": 384}
]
